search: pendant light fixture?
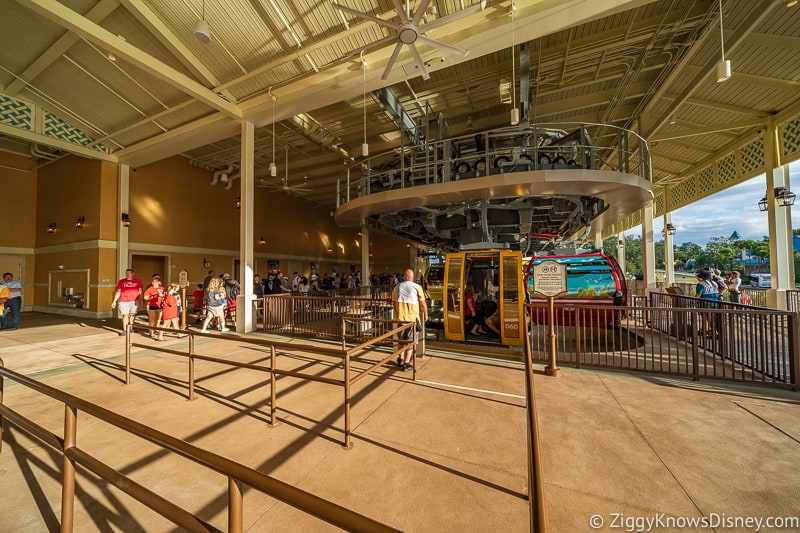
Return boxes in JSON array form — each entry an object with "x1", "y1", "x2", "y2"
[
  {"x1": 269, "y1": 91, "x2": 277, "y2": 177},
  {"x1": 509, "y1": 2, "x2": 519, "y2": 125},
  {"x1": 361, "y1": 51, "x2": 369, "y2": 157},
  {"x1": 716, "y1": 0, "x2": 731, "y2": 82},
  {"x1": 194, "y1": 0, "x2": 212, "y2": 44}
]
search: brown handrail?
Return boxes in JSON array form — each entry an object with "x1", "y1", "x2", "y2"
[
  {"x1": 124, "y1": 321, "x2": 416, "y2": 448},
  {"x1": 523, "y1": 319, "x2": 550, "y2": 533},
  {"x1": 0, "y1": 357, "x2": 400, "y2": 532}
]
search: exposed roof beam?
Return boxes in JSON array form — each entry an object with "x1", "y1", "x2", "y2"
[
  {"x1": 656, "y1": 138, "x2": 717, "y2": 154},
  {"x1": 0, "y1": 122, "x2": 117, "y2": 163},
  {"x1": 643, "y1": 0, "x2": 779, "y2": 138},
  {"x1": 17, "y1": 0, "x2": 242, "y2": 120},
  {"x1": 727, "y1": 72, "x2": 800, "y2": 93},
  {"x1": 4, "y1": 0, "x2": 119, "y2": 96},
  {"x1": 650, "y1": 118, "x2": 766, "y2": 142},
  {"x1": 662, "y1": 94, "x2": 768, "y2": 117},
  {"x1": 745, "y1": 32, "x2": 800, "y2": 50},
  {"x1": 118, "y1": 0, "x2": 237, "y2": 103}
]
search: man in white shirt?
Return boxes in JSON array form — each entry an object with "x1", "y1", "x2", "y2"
[{"x1": 392, "y1": 269, "x2": 428, "y2": 372}]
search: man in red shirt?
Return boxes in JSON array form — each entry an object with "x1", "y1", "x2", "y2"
[{"x1": 111, "y1": 268, "x2": 143, "y2": 336}]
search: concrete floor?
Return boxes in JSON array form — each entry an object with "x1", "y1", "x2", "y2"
[{"x1": 1, "y1": 313, "x2": 799, "y2": 532}]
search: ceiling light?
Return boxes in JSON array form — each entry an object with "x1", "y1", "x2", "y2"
[
  {"x1": 716, "y1": 0, "x2": 730, "y2": 82},
  {"x1": 47, "y1": 222, "x2": 57, "y2": 233},
  {"x1": 234, "y1": 196, "x2": 241, "y2": 209},
  {"x1": 121, "y1": 213, "x2": 131, "y2": 227},
  {"x1": 787, "y1": 0, "x2": 797, "y2": 7},
  {"x1": 75, "y1": 216, "x2": 85, "y2": 229},
  {"x1": 259, "y1": 236, "x2": 267, "y2": 245},
  {"x1": 361, "y1": 52, "x2": 369, "y2": 157},
  {"x1": 509, "y1": 3, "x2": 519, "y2": 125},
  {"x1": 270, "y1": 92, "x2": 277, "y2": 177},
  {"x1": 194, "y1": 0, "x2": 212, "y2": 44}
]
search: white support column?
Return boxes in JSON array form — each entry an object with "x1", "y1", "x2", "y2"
[
  {"x1": 594, "y1": 231, "x2": 603, "y2": 253},
  {"x1": 616, "y1": 232, "x2": 626, "y2": 275},
  {"x1": 764, "y1": 118, "x2": 793, "y2": 309},
  {"x1": 642, "y1": 204, "x2": 657, "y2": 294},
  {"x1": 239, "y1": 121, "x2": 255, "y2": 332},
  {"x1": 664, "y1": 212, "x2": 675, "y2": 286},
  {"x1": 117, "y1": 164, "x2": 130, "y2": 277},
  {"x1": 361, "y1": 220, "x2": 370, "y2": 286}
]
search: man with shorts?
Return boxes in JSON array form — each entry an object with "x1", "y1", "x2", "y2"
[
  {"x1": 392, "y1": 268, "x2": 428, "y2": 372},
  {"x1": 111, "y1": 268, "x2": 143, "y2": 336}
]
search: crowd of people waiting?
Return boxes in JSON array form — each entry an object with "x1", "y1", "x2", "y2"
[{"x1": 694, "y1": 267, "x2": 751, "y2": 304}]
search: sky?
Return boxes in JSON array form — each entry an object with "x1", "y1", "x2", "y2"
[{"x1": 626, "y1": 160, "x2": 800, "y2": 247}]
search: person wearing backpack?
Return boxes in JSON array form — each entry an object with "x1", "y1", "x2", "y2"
[{"x1": 222, "y1": 273, "x2": 240, "y2": 328}]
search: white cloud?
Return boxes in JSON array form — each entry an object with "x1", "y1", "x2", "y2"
[{"x1": 626, "y1": 161, "x2": 799, "y2": 246}]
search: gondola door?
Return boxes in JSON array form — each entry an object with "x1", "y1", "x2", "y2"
[
  {"x1": 443, "y1": 252, "x2": 466, "y2": 342},
  {"x1": 499, "y1": 251, "x2": 525, "y2": 346}
]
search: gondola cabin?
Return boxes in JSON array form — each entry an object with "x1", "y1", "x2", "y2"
[
  {"x1": 441, "y1": 249, "x2": 526, "y2": 346},
  {"x1": 524, "y1": 253, "x2": 627, "y2": 327}
]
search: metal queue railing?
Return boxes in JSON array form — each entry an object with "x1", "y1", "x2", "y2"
[
  {"x1": 526, "y1": 298, "x2": 799, "y2": 389},
  {"x1": 522, "y1": 317, "x2": 550, "y2": 533},
  {"x1": 629, "y1": 281, "x2": 770, "y2": 308},
  {"x1": 262, "y1": 293, "x2": 396, "y2": 341},
  {"x1": 0, "y1": 321, "x2": 418, "y2": 532}
]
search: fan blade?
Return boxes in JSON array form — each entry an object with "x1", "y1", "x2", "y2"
[
  {"x1": 416, "y1": 35, "x2": 469, "y2": 57},
  {"x1": 419, "y1": 1, "x2": 485, "y2": 33},
  {"x1": 408, "y1": 43, "x2": 430, "y2": 80},
  {"x1": 381, "y1": 42, "x2": 404, "y2": 80},
  {"x1": 333, "y1": 2, "x2": 400, "y2": 30},
  {"x1": 411, "y1": 0, "x2": 432, "y2": 26},
  {"x1": 390, "y1": 0, "x2": 410, "y2": 24}
]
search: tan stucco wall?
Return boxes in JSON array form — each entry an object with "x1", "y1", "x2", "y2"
[{"x1": 0, "y1": 152, "x2": 412, "y2": 318}]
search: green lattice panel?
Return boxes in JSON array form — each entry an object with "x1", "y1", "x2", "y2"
[
  {"x1": 668, "y1": 187, "x2": 682, "y2": 210},
  {"x1": 683, "y1": 174, "x2": 699, "y2": 203},
  {"x1": 0, "y1": 95, "x2": 32, "y2": 130},
  {"x1": 739, "y1": 138, "x2": 764, "y2": 176},
  {"x1": 44, "y1": 113, "x2": 110, "y2": 153},
  {"x1": 654, "y1": 194, "x2": 664, "y2": 216},
  {"x1": 716, "y1": 154, "x2": 736, "y2": 185},
  {"x1": 782, "y1": 117, "x2": 800, "y2": 160}
]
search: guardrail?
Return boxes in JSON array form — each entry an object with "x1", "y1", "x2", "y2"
[
  {"x1": 526, "y1": 297, "x2": 799, "y2": 389},
  {"x1": 337, "y1": 121, "x2": 650, "y2": 206},
  {"x1": 0, "y1": 356, "x2": 400, "y2": 532}
]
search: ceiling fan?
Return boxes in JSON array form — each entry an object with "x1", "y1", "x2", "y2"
[
  {"x1": 258, "y1": 146, "x2": 312, "y2": 196},
  {"x1": 333, "y1": 0, "x2": 487, "y2": 80}
]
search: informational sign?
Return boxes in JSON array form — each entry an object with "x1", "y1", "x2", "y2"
[
  {"x1": 178, "y1": 269, "x2": 189, "y2": 288},
  {"x1": 532, "y1": 260, "x2": 567, "y2": 297}
]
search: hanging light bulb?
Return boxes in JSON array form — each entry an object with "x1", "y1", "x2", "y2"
[
  {"x1": 716, "y1": 0, "x2": 731, "y2": 82},
  {"x1": 269, "y1": 92, "x2": 277, "y2": 177},
  {"x1": 509, "y1": 3, "x2": 519, "y2": 125},
  {"x1": 361, "y1": 52, "x2": 369, "y2": 157},
  {"x1": 194, "y1": 0, "x2": 212, "y2": 44}
]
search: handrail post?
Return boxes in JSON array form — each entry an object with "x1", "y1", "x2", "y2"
[
  {"x1": 188, "y1": 334, "x2": 196, "y2": 401},
  {"x1": 61, "y1": 404, "x2": 77, "y2": 533},
  {"x1": 269, "y1": 345, "x2": 277, "y2": 426},
  {"x1": 343, "y1": 347, "x2": 353, "y2": 449},
  {"x1": 524, "y1": 316, "x2": 549, "y2": 533},
  {"x1": 125, "y1": 326, "x2": 131, "y2": 384},
  {"x1": 228, "y1": 476, "x2": 243, "y2": 533},
  {"x1": 790, "y1": 312, "x2": 800, "y2": 391}
]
